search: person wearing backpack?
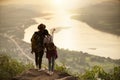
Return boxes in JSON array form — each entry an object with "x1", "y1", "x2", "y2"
[
  {"x1": 31, "y1": 23, "x2": 48, "y2": 71},
  {"x1": 44, "y1": 29, "x2": 58, "y2": 75}
]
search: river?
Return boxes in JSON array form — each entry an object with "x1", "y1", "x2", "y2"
[{"x1": 23, "y1": 11, "x2": 120, "y2": 59}]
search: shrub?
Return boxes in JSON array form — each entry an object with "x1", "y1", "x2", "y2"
[
  {"x1": 80, "y1": 65, "x2": 120, "y2": 80},
  {"x1": 55, "y1": 63, "x2": 69, "y2": 73},
  {"x1": 0, "y1": 54, "x2": 34, "y2": 80}
]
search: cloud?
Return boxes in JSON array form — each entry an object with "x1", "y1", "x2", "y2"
[
  {"x1": 0, "y1": 0, "x2": 9, "y2": 2},
  {"x1": 0, "y1": 0, "x2": 16, "y2": 5},
  {"x1": 0, "y1": 0, "x2": 14, "y2": 2},
  {"x1": 0, "y1": 0, "x2": 52, "y2": 5},
  {"x1": 0, "y1": 0, "x2": 10, "y2": 1}
]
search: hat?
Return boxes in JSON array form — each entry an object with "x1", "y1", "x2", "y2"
[{"x1": 38, "y1": 23, "x2": 46, "y2": 30}]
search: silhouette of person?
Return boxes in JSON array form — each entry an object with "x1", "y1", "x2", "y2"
[
  {"x1": 31, "y1": 23, "x2": 48, "y2": 71},
  {"x1": 43, "y1": 30, "x2": 58, "y2": 75}
]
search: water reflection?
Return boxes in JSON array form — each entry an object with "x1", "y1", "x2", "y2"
[{"x1": 23, "y1": 11, "x2": 120, "y2": 59}]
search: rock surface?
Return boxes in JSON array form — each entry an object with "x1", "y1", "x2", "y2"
[{"x1": 12, "y1": 69, "x2": 78, "y2": 80}]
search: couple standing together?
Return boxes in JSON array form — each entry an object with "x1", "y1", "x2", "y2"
[{"x1": 31, "y1": 23, "x2": 58, "y2": 75}]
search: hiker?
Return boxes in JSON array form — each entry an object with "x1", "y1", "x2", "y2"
[
  {"x1": 31, "y1": 23, "x2": 48, "y2": 71},
  {"x1": 44, "y1": 30, "x2": 58, "y2": 75}
]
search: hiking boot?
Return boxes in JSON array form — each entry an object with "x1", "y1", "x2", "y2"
[
  {"x1": 38, "y1": 69, "x2": 43, "y2": 71},
  {"x1": 49, "y1": 71, "x2": 54, "y2": 76},
  {"x1": 46, "y1": 71, "x2": 50, "y2": 74},
  {"x1": 38, "y1": 68, "x2": 44, "y2": 71}
]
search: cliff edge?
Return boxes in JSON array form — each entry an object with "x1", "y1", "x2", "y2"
[{"x1": 12, "y1": 69, "x2": 78, "y2": 80}]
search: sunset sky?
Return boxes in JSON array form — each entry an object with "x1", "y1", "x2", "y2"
[{"x1": 0, "y1": 0, "x2": 112, "y2": 9}]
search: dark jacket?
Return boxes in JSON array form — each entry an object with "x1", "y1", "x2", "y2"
[
  {"x1": 31, "y1": 29, "x2": 48, "y2": 53},
  {"x1": 45, "y1": 43, "x2": 58, "y2": 60}
]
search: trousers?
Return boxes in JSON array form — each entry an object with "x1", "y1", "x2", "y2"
[
  {"x1": 48, "y1": 56, "x2": 55, "y2": 71},
  {"x1": 35, "y1": 50, "x2": 44, "y2": 69}
]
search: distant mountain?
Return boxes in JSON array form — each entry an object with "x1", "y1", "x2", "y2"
[
  {"x1": 0, "y1": 5, "x2": 39, "y2": 64},
  {"x1": 0, "y1": 5, "x2": 38, "y2": 39},
  {"x1": 72, "y1": 0, "x2": 120, "y2": 36},
  {"x1": 0, "y1": 5, "x2": 52, "y2": 38}
]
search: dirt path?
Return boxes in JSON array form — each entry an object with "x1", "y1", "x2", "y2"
[
  {"x1": 2, "y1": 34, "x2": 34, "y2": 62},
  {"x1": 13, "y1": 69, "x2": 78, "y2": 80}
]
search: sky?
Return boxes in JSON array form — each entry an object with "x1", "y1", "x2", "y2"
[{"x1": 0, "y1": 0, "x2": 112, "y2": 10}]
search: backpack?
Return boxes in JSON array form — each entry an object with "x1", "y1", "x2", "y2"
[
  {"x1": 44, "y1": 35, "x2": 53, "y2": 44},
  {"x1": 44, "y1": 35, "x2": 56, "y2": 51},
  {"x1": 31, "y1": 31, "x2": 44, "y2": 52}
]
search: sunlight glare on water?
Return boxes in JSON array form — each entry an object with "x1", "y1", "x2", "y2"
[
  {"x1": 23, "y1": 0, "x2": 120, "y2": 59},
  {"x1": 23, "y1": 10, "x2": 120, "y2": 59}
]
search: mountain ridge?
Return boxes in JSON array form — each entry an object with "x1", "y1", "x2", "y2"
[{"x1": 72, "y1": 0, "x2": 120, "y2": 36}]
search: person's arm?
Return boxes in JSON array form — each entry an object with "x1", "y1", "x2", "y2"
[
  {"x1": 31, "y1": 32, "x2": 37, "y2": 42},
  {"x1": 31, "y1": 32, "x2": 37, "y2": 54}
]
